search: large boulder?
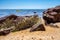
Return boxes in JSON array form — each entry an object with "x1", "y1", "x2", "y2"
[
  {"x1": 30, "y1": 18, "x2": 45, "y2": 32},
  {"x1": 30, "y1": 23, "x2": 45, "y2": 32},
  {"x1": 0, "y1": 14, "x2": 41, "y2": 35},
  {"x1": 43, "y1": 6, "x2": 60, "y2": 25},
  {"x1": 0, "y1": 15, "x2": 26, "y2": 35}
]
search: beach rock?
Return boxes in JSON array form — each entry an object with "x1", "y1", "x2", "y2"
[
  {"x1": 43, "y1": 6, "x2": 60, "y2": 25},
  {"x1": 15, "y1": 15, "x2": 40, "y2": 31},
  {"x1": 30, "y1": 23, "x2": 45, "y2": 32},
  {"x1": 0, "y1": 30, "x2": 10, "y2": 36},
  {"x1": 0, "y1": 15, "x2": 26, "y2": 35},
  {"x1": 0, "y1": 28, "x2": 11, "y2": 36},
  {"x1": 0, "y1": 14, "x2": 26, "y2": 24},
  {"x1": 0, "y1": 15, "x2": 33, "y2": 24},
  {"x1": 0, "y1": 26, "x2": 15, "y2": 36},
  {"x1": 0, "y1": 14, "x2": 40, "y2": 35},
  {"x1": 0, "y1": 15, "x2": 18, "y2": 24}
]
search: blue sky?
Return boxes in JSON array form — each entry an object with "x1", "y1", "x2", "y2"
[{"x1": 0, "y1": 0, "x2": 60, "y2": 9}]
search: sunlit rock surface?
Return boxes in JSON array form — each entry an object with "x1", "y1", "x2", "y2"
[
  {"x1": 43, "y1": 6, "x2": 60, "y2": 24},
  {"x1": 0, "y1": 19, "x2": 60, "y2": 40}
]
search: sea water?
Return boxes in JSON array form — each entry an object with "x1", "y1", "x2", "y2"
[{"x1": 0, "y1": 9, "x2": 45, "y2": 17}]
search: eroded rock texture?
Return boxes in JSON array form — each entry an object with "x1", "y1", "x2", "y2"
[
  {"x1": 43, "y1": 6, "x2": 60, "y2": 25},
  {"x1": 0, "y1": 14, "x2": 43, "y2": 35}
]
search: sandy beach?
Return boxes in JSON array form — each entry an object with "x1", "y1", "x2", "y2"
[
  {"x1": 0, "y1": 19, "x2": 60, "y2": 40},
  {"x1": 0, "y1": 0, "x2": 60, "y2": 40}
]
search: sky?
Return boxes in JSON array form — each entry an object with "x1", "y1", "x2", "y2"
[{"x1": 0, "y1": 0, "x2": 60, "y2": 9}]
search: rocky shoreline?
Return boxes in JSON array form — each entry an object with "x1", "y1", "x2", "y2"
[
  {"x1": 0, "y1": 14, "x2": 45, "y2": 35},
  {"x1": 0, "y1": 5, "x2": 60, "y2": 40}
]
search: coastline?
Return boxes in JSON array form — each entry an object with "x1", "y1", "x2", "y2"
[{"x1": 0, "y1": 18, "x2": 60, "y2": 40}]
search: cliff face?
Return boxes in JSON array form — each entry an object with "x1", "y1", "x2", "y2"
[{"x1": 43, "y1": 6, "x2": 60, "y2": 24}]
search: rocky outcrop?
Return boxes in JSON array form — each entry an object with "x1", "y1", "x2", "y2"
[
  {"x1": 0, "y1": 15, "x2": 18, "y2": 24},
  {"x1": 30, "y1": 23, "x2": 45, "y2": 32},
  {"x1": 0, "y1": 27, "x2": 14, "y2": 36},
  {"x1": 30, "y1": 18, "x2": 45, "y2": 32},
  {"x1": 0, "y1": 15, "x2": 28, "y2": 35},
  {"x1": 0, "y1": 14, "x2": 44, "y2": 35},
  {"x1": 43, "y1": 6, "x2": 60, "y2": 25}
]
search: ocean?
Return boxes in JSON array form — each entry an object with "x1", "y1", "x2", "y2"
[{"x1": 0, "y1": 9, "x2": 45, "y2": 17}]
